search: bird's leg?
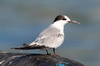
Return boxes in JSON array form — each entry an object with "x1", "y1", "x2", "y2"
[
  {"x1": 53, "y1": 48, "x2": 56, "y2": 55},
  {"x1": 46, "y1": 50, "x2": 49, "y2": 55},
  {"x1": 51, "y1": 48, "x2": 58, "y2": 56}
]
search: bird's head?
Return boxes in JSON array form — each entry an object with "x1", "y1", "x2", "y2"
[{"x1": 53, "y1": 15, "x2": 80, "y2": 25}]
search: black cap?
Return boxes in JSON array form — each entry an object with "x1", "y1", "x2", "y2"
[{"x1": 53, "y1": 15, "x2": 66, "y2": 22}]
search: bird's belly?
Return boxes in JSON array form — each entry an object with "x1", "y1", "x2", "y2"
[{"x1": 44, "y1": 36, "x2": 64, "y2": 48}]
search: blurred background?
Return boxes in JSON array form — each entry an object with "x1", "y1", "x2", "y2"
[{"x1": 0, "y1": 0, "x2": 100, "y2": 66}]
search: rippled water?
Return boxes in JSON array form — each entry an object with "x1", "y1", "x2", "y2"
[{"x1": 0, "y1": 0, "x2": 100, "y2": 66}]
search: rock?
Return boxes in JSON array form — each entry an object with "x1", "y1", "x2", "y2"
[{"x1": 0, "y1": 52, "x2": 84, "y2": 66}]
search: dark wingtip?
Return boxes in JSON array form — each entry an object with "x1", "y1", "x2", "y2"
[{"x1": 11, "y1": 45, "x2": 48, "y2": 50}]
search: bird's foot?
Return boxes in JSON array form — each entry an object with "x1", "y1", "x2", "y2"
[
  {"x1": 51, "y1": 53, "x2": 58, "y2": 56},
  {"x1": 46, "y1": 53, "x2": 51, "y2": 55}
]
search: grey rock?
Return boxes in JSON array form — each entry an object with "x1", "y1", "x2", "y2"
[{"x1": 0, "y1": 53, "x2": 84, "y2": 66}]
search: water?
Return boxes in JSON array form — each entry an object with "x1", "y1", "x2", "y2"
[{"x1": 0, "y1": 0, "x2": 100, "y2": 66}]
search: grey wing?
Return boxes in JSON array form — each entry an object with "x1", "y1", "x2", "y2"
[{"x1": 34, "y1": 26, "x2": 64, "y2": 48}]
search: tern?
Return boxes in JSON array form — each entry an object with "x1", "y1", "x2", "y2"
[{"x1": 12, "y1": 15, "x2": 80, "y2": 55}]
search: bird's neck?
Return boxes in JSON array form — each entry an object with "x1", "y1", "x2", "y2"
[{"x1": 51, "y1": 22, "x2": 65, "y2": 34}]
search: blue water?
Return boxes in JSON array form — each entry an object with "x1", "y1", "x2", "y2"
[{"x1": 0, "y1": 0, "x2": 100, "y2": 66}]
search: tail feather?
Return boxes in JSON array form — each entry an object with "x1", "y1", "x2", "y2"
[{"x1": 11, "y1": 45, "x2": 48, "y2": 50}]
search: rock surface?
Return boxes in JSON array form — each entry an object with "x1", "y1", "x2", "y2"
[{"x1": 0, "y1": 52, "x2": 84, "y2": 66}]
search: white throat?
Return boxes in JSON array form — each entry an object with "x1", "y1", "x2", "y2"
[{"x1": 51, "y1": 20, "x2": 67, "y2": 34}]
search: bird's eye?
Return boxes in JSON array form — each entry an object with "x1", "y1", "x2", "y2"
[{"x1": 63, "y1": 19, "x2": 66, "y2": 20}]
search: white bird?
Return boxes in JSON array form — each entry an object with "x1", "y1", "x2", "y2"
[{"x1": 12, "y1": 15, "x2": 80, "y2": 55}]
